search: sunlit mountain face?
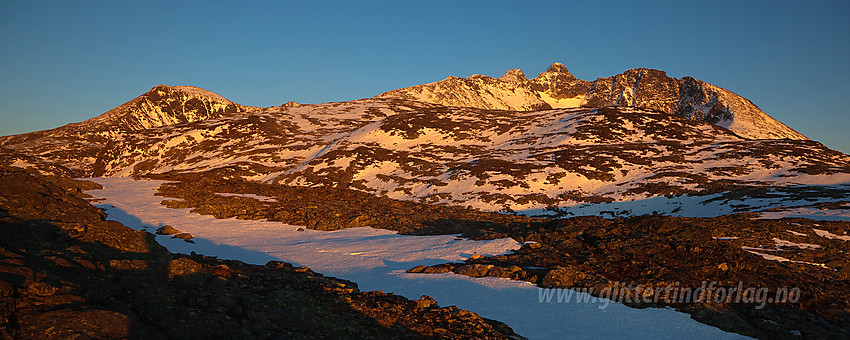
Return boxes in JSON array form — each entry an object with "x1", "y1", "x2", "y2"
[
  {"x1": 2, "y1": 65, "x2": 847, "y2": 217},
  {"x1": 3, "y1": 63, "x2": 850, "y2": 339}
]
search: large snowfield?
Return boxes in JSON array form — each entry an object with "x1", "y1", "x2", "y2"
[{"x1": 88, "y1": 178, "x2": 748, "y2": 339}]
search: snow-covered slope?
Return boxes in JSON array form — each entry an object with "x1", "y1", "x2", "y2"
[
  {"x1": 377, "y1": 63, "x2": 807, "y2": 140},
  {"x1": 3, "y1": 83, "x2": 846, "y2": 214}
]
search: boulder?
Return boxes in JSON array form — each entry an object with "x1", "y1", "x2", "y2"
[
  {"x1": 454, "y1": 264, "x2": 494, "y2": 277},
  {"x1": 541, "y1": 266, "x2": 586, "y2": 288},
  {"x1": 422, "y1": 265, "x2": 453, "y2": 274},
  {"x1": 172, "y1": 233, "x2": 195, "y2": 243},
  {"x1": 156, "y1": 225, "x2": 181, "y2": 235}
]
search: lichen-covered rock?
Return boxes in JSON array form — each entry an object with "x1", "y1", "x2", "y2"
[{"x1": 167, "y1": 258, "x2": 205, "y2": 278}]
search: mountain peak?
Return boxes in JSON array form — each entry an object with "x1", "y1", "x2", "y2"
[
  {"x1": 170, "y1": 85, "x2": 231, "y2": 102},
  {"x1": 144, "y1": 84, "x2": 232, "y2": 103},
  {"x1": 624, "y1": 67, "x2": 668, "y2": 78},
  {"x1": 533, "y1": 62, "x2": 577, "y2": 82},
  {"x1": 68, "y1": 84, "x2": 257, "y2": 132},
  {"x1": 280, "y1": 101, "x2": 303, "y2": 108},
  {"x1": 499, "y1": 69, "x2": 527, "y2": 82},
  {"x1": 545, "y1": 62, "x2": 572, "y2": 75}
]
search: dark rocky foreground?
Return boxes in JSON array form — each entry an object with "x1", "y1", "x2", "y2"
[
  {"x1": 154, "y1": 177, "x2": 850, "y2": 339},
  {"x1": 0, "y1": 166, "x2": 524, "y2": 340},
  {"x1": 152, "y1": 174, "x2": 542, "y2": 236}
]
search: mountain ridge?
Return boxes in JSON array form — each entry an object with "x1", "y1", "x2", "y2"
[
  {"x1": 0, "y1": 64, "x2": 845, "y2": 215},
  {"x1": 376, "y1": 63, "x2": 807, "y2": 140},
  {"x1": 0, "y1": 63, "x2": 806, "y2": 145}
]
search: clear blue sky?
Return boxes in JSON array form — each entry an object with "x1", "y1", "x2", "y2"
[{"x1": 2, "y1": 1, "x2": 848, "y2": 153}]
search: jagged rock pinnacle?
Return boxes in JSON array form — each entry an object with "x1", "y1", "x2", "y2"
[
  {"x1": 534, "y1": 62, "x2": 578, "y2": 82},
  {"x1": 546, "y1": 62, "x2": 571, "y2": 74}
]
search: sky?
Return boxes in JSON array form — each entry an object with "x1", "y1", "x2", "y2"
[{"x1": 1, "y1": 1, "x2": 849, "y2": 153}]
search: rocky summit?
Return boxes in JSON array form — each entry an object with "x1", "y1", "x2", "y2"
[{"x1": 378, "y1": 63, "x2": 806, "y2": 140}]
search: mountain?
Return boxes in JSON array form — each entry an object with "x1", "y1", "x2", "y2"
[
  {"x1": 79, "y1": 84, "x2": 257, "y2": 131},
  {"x1": 5, "y1": 85, "x2": 256, "y2": 141},
  {"x1": 0, "y1": 85, "x2": 265, "y2": 177},
  {"x1": 2, "y1": 76, "x2": 847, "y2": 215},
  {"x1": 3, "y1": 64, "x2": 850, "y2": 339},
  {"x1": 377, "y1": 63, "x2": 807, "y2": 140}
]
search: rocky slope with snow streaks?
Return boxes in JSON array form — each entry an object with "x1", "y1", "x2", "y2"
[
  {"x1": 377, "y1": 63, "x2": 807, "y2": 140},
  {"x1": 1, "y1": 81, "x2": 847, "y2": 215}
]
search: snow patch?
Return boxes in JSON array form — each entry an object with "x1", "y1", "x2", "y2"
[
  {"x1": 743, "y1": 248, "x2": 828, "y2": 268},
  {"x1": 86, "y1": 178, "x2": 746, "y2": 340},
  {"x1": 772, "y1": 238, "x2": 821, "y2": 250},
  {"x1": 812, "y1": 229, "x2": 850, "y2": 241},
  {"x1": 537, "y1": 92, "x2": 585, "y2": 108}
]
